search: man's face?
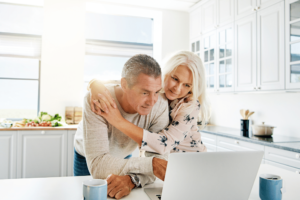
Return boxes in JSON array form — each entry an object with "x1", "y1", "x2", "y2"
[{"x1": 124, "y1": 73, "x2": 162, "y2": 115}]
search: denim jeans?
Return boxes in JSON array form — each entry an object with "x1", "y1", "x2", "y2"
[{"x1": 73, "y1": 148, "x2": 132, "y2": 176}]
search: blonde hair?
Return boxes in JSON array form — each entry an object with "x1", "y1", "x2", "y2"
[{"x1": 162, "y1": 51, "x2": 211, "y2": 129}]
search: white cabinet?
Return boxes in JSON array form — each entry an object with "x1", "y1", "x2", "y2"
[
  {"x1": 17, "y1": 130, "x2": 68, "y2": 178},
  {"x1": 234, "y1": 13, "x2": 257, "y2": 91},
  {"x1": 265, "y1": 160, "x2": 300, "y2": 174},
  {"x1": 217, "y1": 136, "x2": 265, "y2": 152},
  {"x1": 201, "y1": 0, "x2": 217, "y2": 34},
  {"x1": 285, "y1": 0, "x2": 300, "y2": 89},
  {"x1": 257, "y1": 0, "x2": 283, "y2": 10},
  {"x1": 235, "y1": 0, "x2": 257, "y2": 20},
  {"x1": 217, "y1": 0, "x2": 234, "y2": 26},
  {"x1": 67, "y1": 130, "x2": 76, "y2": 176},
  {"x1": 265, "y1": 146, "x2": 300, "y2": 169},
  {"x1": 216, "y1": 23, "x2": 235, "y2": 92},
  {"x1": 190, "y1": 7, "x2": 202, "y2": 40},
  {"x1": 0, "y1": 131, "x2": 17, "y2": 179},
  {"x1": 201, "y1": 132, "x2": 217, "y2": 152},
  {"x1": 257, "y1": 1, "x2": 285, "y2": 90}
]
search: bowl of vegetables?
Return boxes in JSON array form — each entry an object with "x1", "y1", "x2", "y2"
[{"x1": 0, "y1": 119, "x2": 13, "y2": 128}]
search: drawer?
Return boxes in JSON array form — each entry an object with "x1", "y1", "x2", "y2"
[
  {"x1": 201, "y1": 132, "x2": 217, "y2": 145},
  {"x1": 264, "y1": 147, "x2": 300, "y2": 169},
  {"x1": 265, "y1": 159, "x2": 300, "y2": 175},
  {"x1": 217, "y1": 146, "x2": 232, "y2": 152},
  {"x1": 217, "y1": 136, "x2": 265, "y2": 152},
  {"x1": 204, "y1": 143, "x2": 217, "y2": 152}
]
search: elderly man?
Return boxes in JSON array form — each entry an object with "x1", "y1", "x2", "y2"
[{"x1": 74, "y1": 54, "x2": 169, "y2": 199}]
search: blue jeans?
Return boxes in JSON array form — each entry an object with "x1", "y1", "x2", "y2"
[{"x1": 73, "y1": 148, "x2": 132, "y2": 176}]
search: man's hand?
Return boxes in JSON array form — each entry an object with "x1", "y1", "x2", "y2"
[
  {"x1": 152, "y1": 157, "x2": 168, "y2": 181},
  {"x1": 106, "y1": 174, "x2": 135, "y2": 199}
]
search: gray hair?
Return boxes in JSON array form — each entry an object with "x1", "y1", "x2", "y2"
[{"x1": 121, "y1": 54, "x2": 161, "y2": 88}]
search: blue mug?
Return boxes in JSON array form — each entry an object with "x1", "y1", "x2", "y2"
[
  {"x1": 259, "y1": 174, "x2": 282, "y2": 200},
  {"x1": 83, "y1": 179, "x2": 107, "y2": 200}
]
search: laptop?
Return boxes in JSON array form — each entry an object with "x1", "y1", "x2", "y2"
[{"x1": 144, "y1": 151, "x2": 264, "y2": 200}]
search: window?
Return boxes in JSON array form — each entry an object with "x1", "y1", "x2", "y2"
[
  {"x1": 0, "y1": 3, "x2": 43, "y2": 119},
  {"x1": 84, "y1": 13, "x2": 153, "y2": 95}
]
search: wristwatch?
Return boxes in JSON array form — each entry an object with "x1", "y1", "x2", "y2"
[{"x1": 129, "y1": 174, "x2": 141, "y2": 188}]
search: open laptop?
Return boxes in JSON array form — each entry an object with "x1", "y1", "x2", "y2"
[{"x1": 144, "y1": 151, "x2": 264, "y2": 200}]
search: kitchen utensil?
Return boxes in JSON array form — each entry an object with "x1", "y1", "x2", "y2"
[
  {"x1": 252, "y1": 122, "x2": 276, "y2": 136},
  {"x1": 240, "y1": 109, "x2": 245, "y2": 119},
  {"x1": 246, "y1": 111, "x2": 255, "y2": 119},
  {"x1": 245, "y1": 110, "x2": 249, "y2": 118}
]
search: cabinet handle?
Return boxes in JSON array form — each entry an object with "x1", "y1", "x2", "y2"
[
  {"x1": 254, "y1": 87, "x2": 256, "y2": 90},
  {"x1": 257, "y1": 6, "x2": 260, "y2": 10},
  {"x1": 234, "y1": 140, "x2": 239, "y2": 144},
  {"x1": 41, "y1": 131, "x2": 45, "y2": 134},
  {"x1": 296, "y1": 171, "x2": 300, "y2": 174},
  {"x1": 296, "y1": 154, "x2": 300, "y2": 159},
  {"x1": 253, "y1": 8, "x2": 256, "y2": 11}
]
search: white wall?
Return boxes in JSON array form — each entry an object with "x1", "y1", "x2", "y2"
[
  {"x1": 208, "y1": 92, "x2": 300, "y2": 138},
  {"x1": 40, "y1": 1, "x2": 189, "y2": 117}
]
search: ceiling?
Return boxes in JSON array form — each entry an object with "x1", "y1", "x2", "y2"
[{"x1": 88, "y1": 0, "x2": 201, "y2": 12}]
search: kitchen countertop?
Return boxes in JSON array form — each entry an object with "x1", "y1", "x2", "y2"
[
  {"x1": 1, "y1": 164, "x2": 299, "y2": 200},
  {"x1": 200, "y1": 125, "x2": 300, "y2": 153},
  {"x1": 0, "y1": 124, "x2": 78, "y2": 131}
]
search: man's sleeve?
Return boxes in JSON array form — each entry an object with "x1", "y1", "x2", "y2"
[{"x1": 82, "y1": 92, "x2": 154, "y2": 179}]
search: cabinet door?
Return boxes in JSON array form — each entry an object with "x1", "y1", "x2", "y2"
[
  {"x1": 286, "y1": 0, "x2": 300, "y2": 89},
  {"x1": 67, "y1": 130, "x2": 76, "y2": 176},
  {"x1": 217, "y1": 0, "x2": 234, "y2": 26},
  {"x1": 202, "y1": 31, "x2": 217, "y2": 92},
  {"x1": 217, "y1": 136, "x2": 264, "y2": 152},
  {"x1": 0, "y1": 131, "x2": 17, "y2": 179},
  {"x1": 265, "y1": 159, "x2": 300, "y2": 174},
  {"x1": 235, "y1": 13, "x2": 257, "y2": 91},
  {"x1": 201, "y1": 132, "x2": 217, "y2": 152},
  {"x1": 264, "y1": 146, "x2": 300, "y2": 169},
  {"x1": 17, "y1": 130, "x2": 67, "y2": 178},
  {"x1": 257, "y1": 0, "x2": 283, "y2": 10},
  {"x1": 201, "y1": 0, "x2": 217, "y2": 34},
  {"x1": 216, "y1": 23, "x2": 235, "y2": 92},
  {"x1": 257, "y1": 1, "x2": 285, "y2": 90},
  {"x1": 190, "y1": 7, "x2": 202, "y2": 40},
  {"x1": 235, "y1": 0, "x2": 257, "y2": 20}
]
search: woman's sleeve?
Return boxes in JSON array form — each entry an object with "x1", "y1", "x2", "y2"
[{"x1": 141, "y1": 101, "x2": 201, "y2": 154}]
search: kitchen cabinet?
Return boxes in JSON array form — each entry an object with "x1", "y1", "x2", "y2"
[
  {"x1": 285, "y1": 0, "x2": 300, "y2": 89},
  {"x1": 190, "y1": 6, "x2": 202, "y2": 40},
  {"x1": 235, "y1": 0, "x2": 257, "y2": 20},
  {"x1": 201, "y1": 132, "x2": 217, "y2": 152},
  {"x1": 257, "y1": 1, "x2": 285, "y2": 90},
  {"x1": 217, "y1": 0, "x2": 234, "y2": 26},
  {"x1": 216, "y1": 23, "x2": 235, "y2": 92},
  {"x1": 234, "y1": 13, "x2": 257, "y2": 91},
  {"x1": 264, "y1": 146, "x2": 300, "y2": 169},
  {"x1": 201, "y1": 0, "x2": 217, "y2": 34},
  {"x1": 190, "y1": 37, "x2": 201, "y2": 58},
  {"x1": 202, "y1": 30, "x2": 217, "y2": 92},
  {"x1": 67, "y1": 130, "x2": 76, "y2": 176},
  {"x1": 265, "y1": 160, "x2": 300, "y2": 174},
  {"x1": 16, "y1": 130, "x2": 68, "y2": 178},
  {"x1": 0, "y1": 131, "x2": 17, "y2": 179},
  {"x1": 217, "y1": 136, "x2": 265, "y2": 152}
]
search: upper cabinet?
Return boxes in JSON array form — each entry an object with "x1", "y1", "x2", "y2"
[
  {"x1": 235, "y1": 0, "x2": 257, "y2": 20},
  {"x1": 190, "y1": 7, "x2": 202, "y2": 40},
  {"x1": 201, "y1": 0, "x2": 217, "y2": 34},
  {"x1": 235, "y1": 0, "x2": 283, "y2": 20},
  {"x1": 286, "y1": 0, "x2": 300, "y2": 89},
  {"x1": 257, "y1": 1, "x2": 285, "y2": 90},
  {"x1": 217, "y1": 0, "x2": 235, "y2": 26},
  {"x1": 234, "y1": 13, "x2": 257, "y2": 91}
]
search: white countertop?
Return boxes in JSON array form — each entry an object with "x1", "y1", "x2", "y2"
[{"x1": 0, "y1": 164, "x2": 299, "y2": 200}]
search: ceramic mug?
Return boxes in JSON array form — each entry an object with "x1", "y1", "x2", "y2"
[
  {"x1": 83, "y1": 179, "x2": 107, "y2": 200},
  {"x1": 259, "y1": 174, "x2": 282, "y2": 200}
]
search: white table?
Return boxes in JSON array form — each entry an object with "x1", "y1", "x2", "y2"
[{"x1": 0, "y1": 164, "x2": 299, "y2": 200}]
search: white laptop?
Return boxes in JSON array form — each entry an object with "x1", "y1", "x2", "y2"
[{"x1": 144, "y1": 151, "x2": 264, "y2": 200}]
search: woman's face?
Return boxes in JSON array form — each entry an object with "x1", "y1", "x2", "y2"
[{"x1": 164, "y1": 65, "x2": 193, "y2": 101}]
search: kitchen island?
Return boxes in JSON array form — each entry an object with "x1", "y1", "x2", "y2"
[{"x1": 1, "y1": 164, "x2": 299, "y2": 200}]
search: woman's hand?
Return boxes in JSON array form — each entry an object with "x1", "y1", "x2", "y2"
[
  {"x1": 93, "y1": 93, "x2": 124, "y2": 127},
  {"x1": 89, "y1": 80, "x2": 116, "y2": 114}
]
